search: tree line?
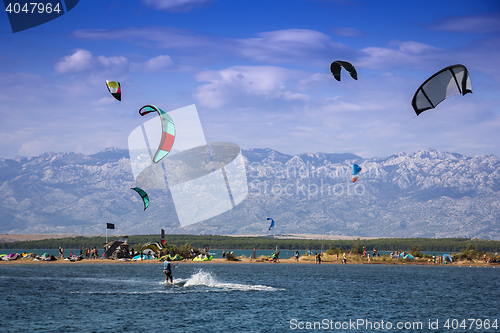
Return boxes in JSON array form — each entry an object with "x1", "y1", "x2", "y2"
[{"x1": 0, "y1": 235, "x2": 499, "y2": 252}]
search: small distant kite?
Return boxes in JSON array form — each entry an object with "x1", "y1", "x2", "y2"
[
  {"x1": 352, "y1": 163, "x2": 362, "y2": 183},
  {"x1": 139, "y1": 105, "x2": 176, "y2": 163},
  {"x1": 106, "y1": 80, "x2": 121, "y2": 101},
  {"x1": 131, "y1": 187, "x2": 149, "y2": 211},
  {"x1": 267, "y1": 217, "x2": 275, "y2": 231},
  {"x1": 412, "y1": 64, "x2": 472, "y2": 116},
  {"x1": 330, "y1": 61, "x2": 357, "y2": 81}
]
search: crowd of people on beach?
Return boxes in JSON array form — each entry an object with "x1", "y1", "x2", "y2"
[
  {"x1": 4, "y1": 243, "x2": 498, "y2": 265},
  {"x1": 483, "y1": 253, "x2": 498, "y2": 263},
  {"x1": 58, "y1": 246, "x2": 102, "y2": 260}
]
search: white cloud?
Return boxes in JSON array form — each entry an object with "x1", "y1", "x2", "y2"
[
  {"x1": 142, "y1": 0, "x2": 216, "y2": 12},
  {"x1": 297, "y1": 73, "x2": 331, "y2": 90},
  {"x1": 70, "y1": 22, "x2": 500, "y2": 79},
  {"x1": 97, "y1": 55, "x2": 128, "y2": 68},
  {"x1": 129, "y1": 54, "x2": 187, "y2": 73},
  {"x1": 72, "y1": 27, "x2": 229, "y2": 65},
  {"x1": 94, "y1": 96, "x2": 118, "y2": 106},
  {"x1": 236, "y1": 29, "x2": 354, "y2": 64},
  {"x1": 18, "y1": 139, "x2": 56, "y2": 157},
  {"x1": 73, "y1": 27, "x2": 357, "y2": 66},
  {"x1": 358, "y1": 41, "x2": 442, "y2": 70},
  {"x1": 54, "y1": 49, "x2": 93, "y2": 73},
  {"x1": 430, "y1": 13, "x2": 500, "y2": 34},
  {"x1": 143, "y1": 55, "x2": 176, "y2": 72},
  {"x1": 8, "y1": 17, "x2": 500, "y2": 160},
  {"x1": 193, "y1": 66, "x2": 309, "y2": 108},
  {"x1": 54, "y1": 49, "x2": 128, "y2": 75}
]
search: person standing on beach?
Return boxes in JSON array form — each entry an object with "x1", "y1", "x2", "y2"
[
  {"x1": 59, "y1": 247, "x2": 63, "y2": 259},
  {"x1": 294, "y1": 250, "x2": 299, "y2": 262},
  {"x1": 318, "y1": 252, "x2": 322, "y2": 264}
]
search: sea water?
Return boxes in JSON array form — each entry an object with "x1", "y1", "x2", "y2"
[
  {"x1": 1, "y1": 248, "x2": 454, "y2": 259},
  {"x1": 0, "y1": 263, "x2": 498, "y2": 332}
]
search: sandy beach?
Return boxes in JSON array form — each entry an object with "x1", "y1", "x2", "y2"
[{"x1": 1, "y1": 256, "x2": 498, "y2": 268}]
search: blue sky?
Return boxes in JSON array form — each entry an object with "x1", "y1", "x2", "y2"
[{"x1": 1, "y1": 0, "x2": 499, "y2": 159}]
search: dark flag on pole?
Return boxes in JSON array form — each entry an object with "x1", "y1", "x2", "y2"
[
  {"x1": 107, "y1": 223, "x2": 115, "y2": 230},
  {"x1": 161, "y1": 229, "x2": 165, "y2": 245}
]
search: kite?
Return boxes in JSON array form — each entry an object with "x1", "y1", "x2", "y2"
[
  {"x1": 330, "y1": 61, "x2": 357, "y2": 81},
  {"x1": 352, "y1": 163, "x2": 362, "y2": 183},
  {"x1": 267, "y1": 217, "x2": 275, "y2": 231},
  {"x1": 412, "y1": 64, "x2": 472, "y2": 116},
  {"x1": 442, "y1": 254, "x2": 453, "y2": 263},
  {"x1": 105, "y1": 80, "x2": 121, "y2": 101},
  {"x1": 131, "y1": 187, "x2": 149, "y2": 211},
  {"x1": 139, "y1": 105, "x2": 176, "y2": 163},
  {"x1": 103, "y1": 236, "x2": 128, "y2": 259}
]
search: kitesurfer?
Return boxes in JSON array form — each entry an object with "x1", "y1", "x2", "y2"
[{"x1": 164, "y1": 259, "x2": 173, "y2": 284}]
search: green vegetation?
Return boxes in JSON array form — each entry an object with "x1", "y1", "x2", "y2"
[
  {"x1": 325, "y1": 246, "x2": 343, "y2": 255},
  {"x1": 225, "y1": 252, "x2": 238, "y2": 261},
  {"x1": 0, "y1": 235, "x2": 499, "y2": 253},
  {"x1": 351, "y1": 238, "x2": 363, "y2": 255},
  {"x1": 159, "y1": 242, "x2": 197, "y2": 259},
  {"x1": 410, "y1": 245, "x2": 422, "y2": 257},
  {"x1": 254, "y1": 255, "x2": 271, "y2": 262},
  {"x1": 453, "y1": 243, "x2": 485, "y2": 261}
]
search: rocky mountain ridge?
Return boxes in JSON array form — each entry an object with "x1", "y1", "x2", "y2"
[{"x1": 0, "y1": 147, "x2": 498, "y2": 239}]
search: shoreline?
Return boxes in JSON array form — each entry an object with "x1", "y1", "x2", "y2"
[
  {"x1": 0, "y1": 233, "x2": 382, "y2": 243},
  {"x1": 1, "y1": 257, "x2": 498, "y2": 267}
]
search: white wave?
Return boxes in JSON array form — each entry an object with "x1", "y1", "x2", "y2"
[
  {"x1": 70, "y1": 290, "x2": 176, "y2": 295},
  {"x1": 159, "y1": 277, "x2": 187, "y2": 286},
  {"x1": 70, "y1": 270, "x2": 283, "y2": 294},
  {"x1": 182, "y1": 270, "x2": 282, "y2": 291}
]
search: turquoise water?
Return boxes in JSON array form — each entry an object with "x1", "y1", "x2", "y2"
[
  {"x1": 2, "y1": 249, "x2": 455, "y2": 259},
  {"x1": 0, "y1": 263, "x2": 498, "y2": 332}
]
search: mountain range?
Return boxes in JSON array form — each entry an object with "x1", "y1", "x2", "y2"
[{"x1": 0, "y1": 147, "x2": 499, "y2": 239}]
